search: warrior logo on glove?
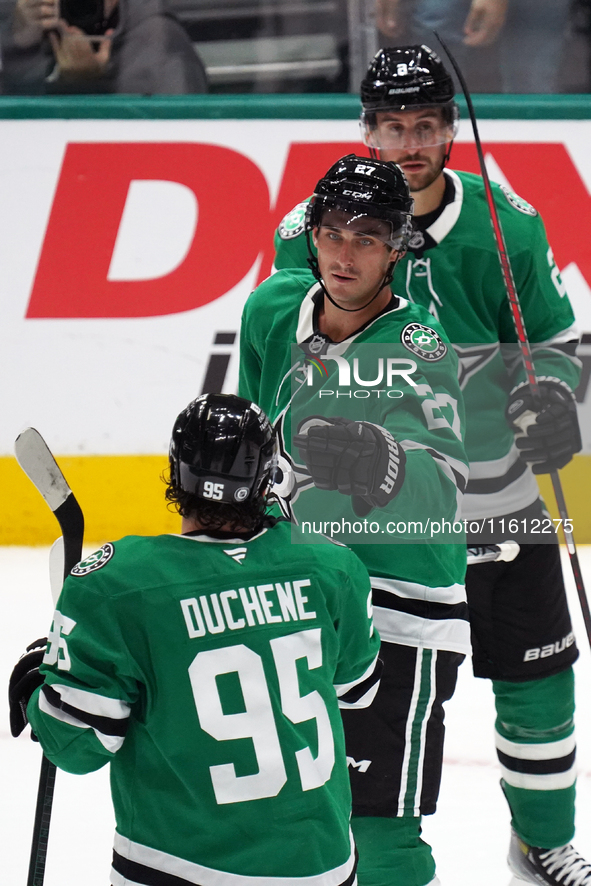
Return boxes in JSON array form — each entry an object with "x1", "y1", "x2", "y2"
[{"x1": 293, "y1": 415, "x2": 406, "y2": 517}]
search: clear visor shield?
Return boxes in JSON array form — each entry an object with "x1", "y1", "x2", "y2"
[
  {"x1": 316, "y1": 207, "x2": 409, "y2": 251},
  {"x1": 361, "y1": 105, "x2": 459, "y2": 151}
]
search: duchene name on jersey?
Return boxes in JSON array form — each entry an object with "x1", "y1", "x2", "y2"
[{"x1": 181, "y1": 579, "x2": 316, "y2": 638}]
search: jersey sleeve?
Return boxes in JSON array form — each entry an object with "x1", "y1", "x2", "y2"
[
  {"x1": 274, "y1": 200, "x2": 313, "y2": 271},
  {"x1": 382, "y1": 332, "x2": 468, "y2": 528},
  {"x1": 329, "y1": 551, "x2": 382, "y2": 710},
  {"x1": 238, "y1": 294, "x2": 263, "y2": 405},
  {"x1": 27, "y1": 569, "x2": 141, "y2": 775},
  {"x1": 495, "y1": 194, "x2": 580, "y2": 393}
]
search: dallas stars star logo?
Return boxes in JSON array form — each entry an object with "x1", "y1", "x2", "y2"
[
  {"x1": 401, "y1": 323, "x2": 448, "y2": 362},
  {"x1": 453, "y1": 343, "x2": 499, "y2": 390}
]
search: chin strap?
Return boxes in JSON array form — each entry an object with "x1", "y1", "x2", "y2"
[{"x1": 305, "y1": 229, "x2": 397, "y2": 314}]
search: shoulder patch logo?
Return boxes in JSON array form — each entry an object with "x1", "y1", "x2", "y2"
[
  {"x1": 224, "y1": 547, "x2": 248, "y2": 564},
  {"x1": 71, "y1": 543, "x2": 114, "y2": 576},
  {"x1": 278, "y1": 201, "x2": 309, "y2": 240},
  {"x1": 500, "y1": 186, "x2": 538, "y2": 217},
  {"x1": 401, "y1": 323, "x2": 448, "y2": 361}
]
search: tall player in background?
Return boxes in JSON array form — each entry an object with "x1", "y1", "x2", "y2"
[
  {"x1": 240, "y1": 155, "x2": 470, "y2": 886},
  {"x1": 9, "y1": 393, "x2": 382, "y2": 886},
  {"x1": 273, "y1": 45, "x2": 588, "y2": 886}
]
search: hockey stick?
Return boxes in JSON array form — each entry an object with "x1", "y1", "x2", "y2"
[
  {"x1": 14, "y1": 428, "x2": 84, "y2": 886},
  {"x1": 435, "y1": 34, "x2": 591, "y2": 648},
  {"x1": 467, "y1": 541, "x2": 519, "y2": 565}
]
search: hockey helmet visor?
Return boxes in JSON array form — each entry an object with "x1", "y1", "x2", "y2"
[
  {"x1": 360, "y1": 45, "x2": 459, "y2": 148},
  {"x1": 305, "y1": 155, "x2": 414, "y2": 252}
]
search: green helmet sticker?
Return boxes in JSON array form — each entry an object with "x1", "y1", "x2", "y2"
[
  {"x1": 278, "y1": 202, "x2": 309, "y2": 240},
  {"x1": 401, "y1": 323, "x2": 448, "y2": 361}
]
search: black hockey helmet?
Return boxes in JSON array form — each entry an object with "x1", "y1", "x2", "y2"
[
  {"x1": 169, "y1": 394, "x2": 278, "y2": 505},
  {"x1": 360, "y1": 45, "x2": 459, "y2": 144},
  {"x1": 305, "y1": 154, "x2": 414, "y2": 252}
]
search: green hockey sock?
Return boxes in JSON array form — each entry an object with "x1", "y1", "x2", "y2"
[
  {"x1": 352, "y1": 815, "x2": 436, "y2": 886},
  {"x1": 494, "y1": 669, "x2": 576, "y2": 848}
]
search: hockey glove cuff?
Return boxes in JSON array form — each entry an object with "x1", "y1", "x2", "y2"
[
  {"x1": 506, "y1": 378, "x2": 582, "y2": 474},
  {"x1": 293, "y1": 416, "x2": 406, "y2": 516},
  {"x1": 8, "y1": 637, "x2": 47, "y2": 739}
]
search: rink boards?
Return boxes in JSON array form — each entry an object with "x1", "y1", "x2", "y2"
[{"x1": 1, "y1": 103, "x2": 591, "y2": 543}]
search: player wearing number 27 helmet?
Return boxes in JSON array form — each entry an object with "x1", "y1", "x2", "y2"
[{"x1": 240, "y1": 152, "x2": 471, "y2": 886}]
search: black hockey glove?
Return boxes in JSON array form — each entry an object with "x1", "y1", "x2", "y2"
[
  {"x1": 8, "y1": 638, "x2": 47, "y2": 739},
  {"x1": 506, "y1": 378, "x2": 582, "y2": 474},
  {"x1": 293, "y1": 416, "x2": 406, "y2": 517}
]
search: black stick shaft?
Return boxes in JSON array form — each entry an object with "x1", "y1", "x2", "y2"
[
  {"x1": 26, "y1": 756, "x2": 56, "y2": 886},
  {"x1": 435, "y1": 32, "x2": 591, "y2": 648}
]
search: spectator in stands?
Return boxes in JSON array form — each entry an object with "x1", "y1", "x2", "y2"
[
  {"x1": 374, "y1": 0, "x2": 569, "y2": 93},
  {"x1": 3, "y1": 0, "x2": 208, "y2": 94}
]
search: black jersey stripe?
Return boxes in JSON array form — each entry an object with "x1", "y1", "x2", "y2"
[
  {"x1": 112, "y1": 850, "x2": 359, "y2": 886},
  {"x1": 466, "y1": 456, "x2": 527, "y2": 495},
  {"x1": 372, "y1": 589, "x2": 469, "y2": 623},
  {"x1": 42, "y1": 684, "x2": 128, "y2": 737},
  {"x1": 339, "y1": 657, "x2": 383, "y2": 705},
  {"x1": 422, "y1": 447, "x2": 467, "y2": 494},
  {"x1": 497, "y1": 749, "x2": 576, "y2": 776}
]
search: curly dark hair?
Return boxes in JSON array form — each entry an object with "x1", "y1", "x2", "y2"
[{"x1": 164, "y1": 471, "x2": 268, "y2": 533}]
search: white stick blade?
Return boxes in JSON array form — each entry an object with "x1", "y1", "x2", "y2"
[
  {"x1": 49, "y1": 537, "x2": 65, "y2": 604},
  {"x1": 15, "y1": 428, "x2": 71, "y2": 512}
]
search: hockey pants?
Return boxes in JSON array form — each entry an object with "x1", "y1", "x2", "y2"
[{"x1": 343, "y1": 643, "x2": 464, "y2": 886}]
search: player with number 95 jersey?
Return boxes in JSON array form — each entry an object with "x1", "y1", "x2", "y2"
[{"x1": 10, "y1": 394, "x2": 381, "y2": 886}]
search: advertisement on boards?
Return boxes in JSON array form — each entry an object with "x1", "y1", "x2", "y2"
[{"x1": 1, "y1": 117, "x2": 590, "y2": 540}]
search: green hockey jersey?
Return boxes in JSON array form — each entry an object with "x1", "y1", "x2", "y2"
[
  {"x1": 239, "y1": 268, "x2": 471, "y2": 656},
  {"x1": 273, "y1": 170, "x2": 580, "y2": 520},
  {"x1": 28, "y1": 520, "x2": 381, "y2": 886}
]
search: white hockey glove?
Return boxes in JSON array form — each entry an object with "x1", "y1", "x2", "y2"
[
  {"x1": 293, "y1": 416, "x2": 406, "y2": 517},
  {"x1": 506, "y1": 378, "x2": 582, "y2": 474}
]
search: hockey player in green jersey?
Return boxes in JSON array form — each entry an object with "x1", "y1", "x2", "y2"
[
  {"x1": 273, "y1": 45, "x2": 588, "y2": 886},
  {"x1": 239, "y1": 155, "x2": 471, "y2": 886},
  {"x1": 9, "y1": 393, "x2": 382, "y2": 886}
]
